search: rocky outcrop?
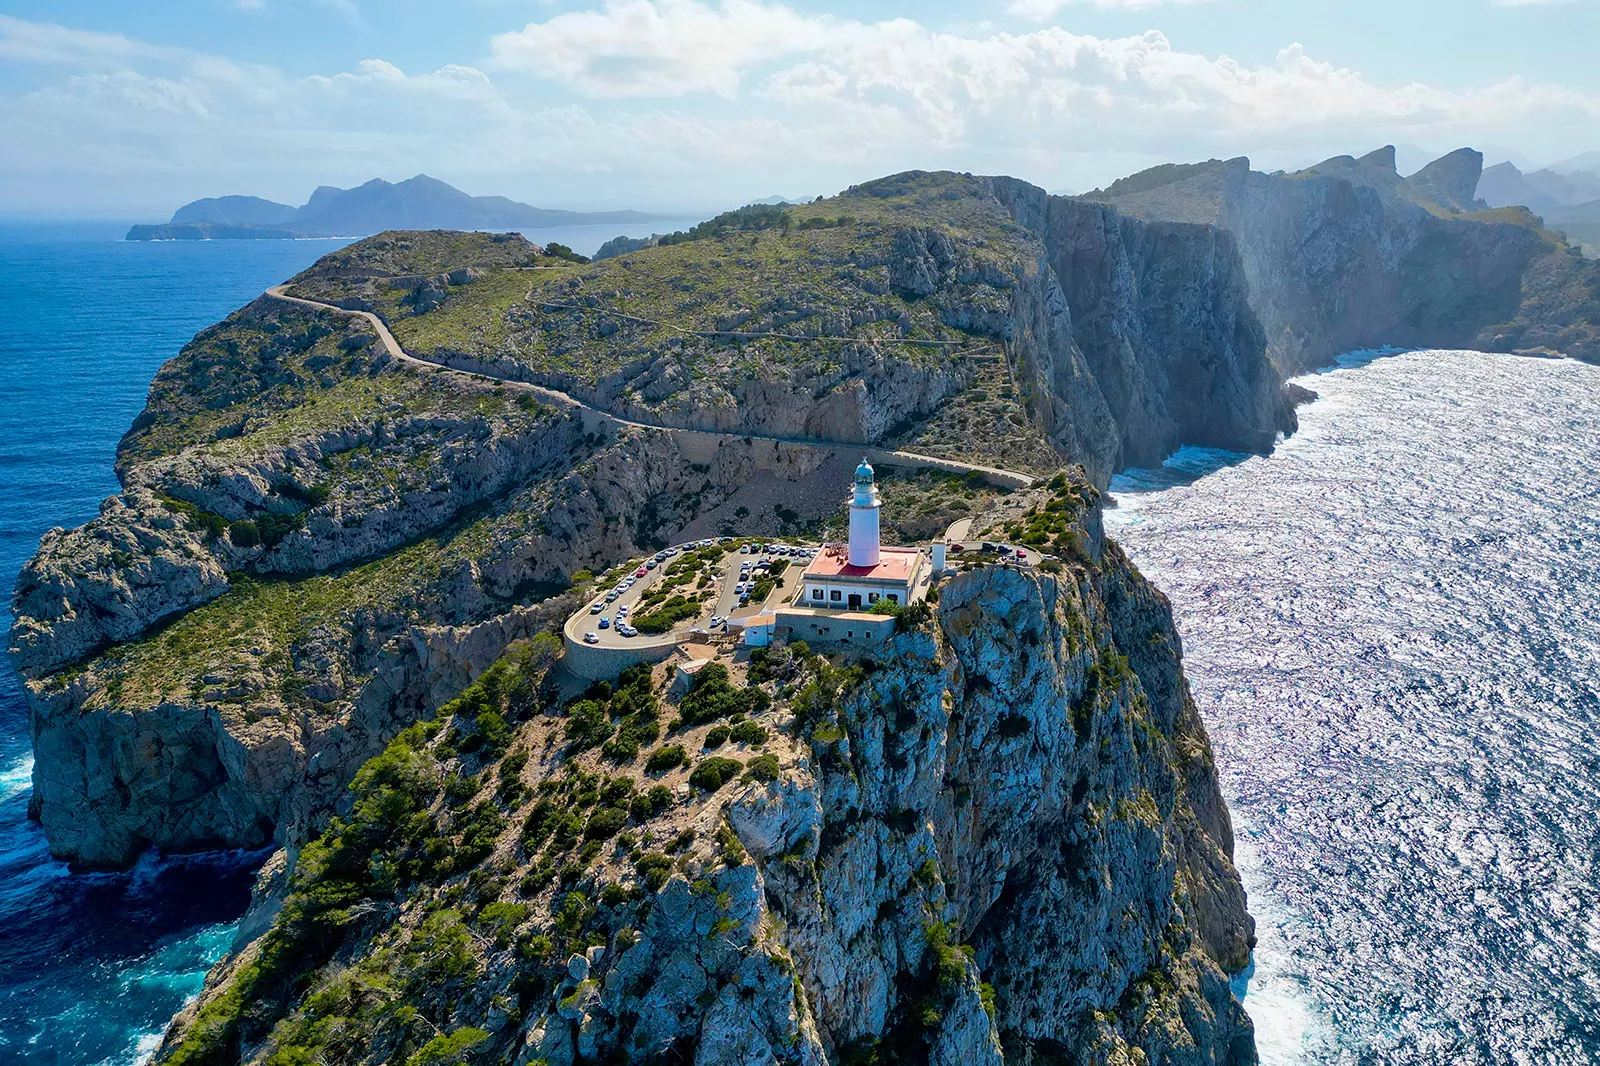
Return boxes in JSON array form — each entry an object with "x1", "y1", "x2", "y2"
[
  {"x1": 155, "y1": 477, "x2": 1256, "y2": 1066},
  {"x1": 25, "y1": 594, "x2": 575, "y2": 869},
  {"x1": 13, "y1": 183, "x2": 1284, "y2": 895},
  {"x1": 1086, "y1": 148, "x2": 1600, "y2": 372},
  {"x1": 988, "y1": 177, "x2": 1295, "y2": 473}
]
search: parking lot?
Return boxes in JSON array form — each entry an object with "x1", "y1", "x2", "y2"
[{"x1": 564, "y1": 537, "x2": 816, "y2": 651}]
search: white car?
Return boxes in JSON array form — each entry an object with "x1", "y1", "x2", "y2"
[
  {"x1": 590, "y1": 602, "x2": 604, "y2": 614},
  {"x1": 583, "y1": 631, "x2": 600, "y2": 645},
  {"x1": 739, "y1": 545, "x2": 750, "y2": 554},
  {"x1": 618, "y1": 624, "x2": 638, "y2": 638}
]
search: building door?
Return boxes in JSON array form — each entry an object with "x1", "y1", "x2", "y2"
[{"x1": 848, "y1": 593, "x2": 862, "y2": 610}]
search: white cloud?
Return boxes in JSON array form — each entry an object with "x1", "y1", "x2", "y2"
[
  {"x1": 0, "y1": 6, "x2": 1597, "y2": 214},
  {"x1": 1009, "y1": 0, "x2": 1214, "y2": 16}
]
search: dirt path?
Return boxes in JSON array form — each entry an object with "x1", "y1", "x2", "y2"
[{"x1": 263, "y1": 284, "x2": 1040, "y2": 488}]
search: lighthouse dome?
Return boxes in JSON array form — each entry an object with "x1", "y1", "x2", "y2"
[{"x1": 855, "y1": 459, "x2": 875, "y2": 484}]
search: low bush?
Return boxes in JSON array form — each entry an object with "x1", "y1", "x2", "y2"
[
  {"x1": 645, "y1": 745, "x2": 687, "y2": 773},
  {"x1": 729, "y1": 720, "x2": 767, "y2": 745},
  {"x1": 688, "y1": 757, "x2": 744, "y2": 792},
  {"x1": 743, "y1": 753, "x2": 780, "y2": 783}
]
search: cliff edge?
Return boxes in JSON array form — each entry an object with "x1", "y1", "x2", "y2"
[{"x1": 155, "y1": 477, "x2": 1256, "y2": 1066}]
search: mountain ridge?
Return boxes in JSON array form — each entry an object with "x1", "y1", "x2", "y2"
[
  {"x1": 127, "y1": 175, "x2": 659, "y2": 241},
  {"x1": 1081, "y1": 145, "x2": 1600, "y2": 371}
]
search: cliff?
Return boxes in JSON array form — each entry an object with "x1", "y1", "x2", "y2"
[
  {"x1": 154, "y1": 477, "x2": 1256, "y2": 1066},
  {"x1": 1085, "y1": 148, "x2": 1600, "y2": 372},
  {"x1": 16, "y1": 173, "x2": 1271, "y2": 1060}
]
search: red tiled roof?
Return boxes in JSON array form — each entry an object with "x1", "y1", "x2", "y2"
[{"x1": 802, "y1": 545, "x2": 920, "y2": 583}]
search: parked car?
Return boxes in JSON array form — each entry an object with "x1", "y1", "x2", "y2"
[
  {"x1": 618, "y1": 605, "x2": 630, "y2": 617},
  {"x1": 583, "y1": 631, "x2": 600, "y2": 645},
  {"x1": 635, "y1": 566, "x2": 648, "y2": 577},
  {"x1": 590, "y1": 602, "x2": 604, "y2": 614},
  {"x1": 739, "y1": 545, "x2": 750, "y2": 554},
  {"x1": 949, "y1": 543, "x2": 966, "y2": 553},
  {"x1": 605, "y1": 591, "x2": 619, "y2": 603},
  {"x1": 618, "y1": 624, "x2": 637, "y2": 638}
]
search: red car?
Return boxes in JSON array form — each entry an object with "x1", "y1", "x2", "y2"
[{"x1": 635, "y1": 566, "x2": 648, "y2": 577}]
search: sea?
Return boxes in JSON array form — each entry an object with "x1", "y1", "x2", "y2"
[
  {"x1": 1107, "y1": 349, "x2": 1600, "y2": 1064},
  {"x1": 0, "y1": 219, "x2": 695, "y2": 1066},
  {"x1": 3, "y1": 225, "x2": 1598, "y2": 1066}
]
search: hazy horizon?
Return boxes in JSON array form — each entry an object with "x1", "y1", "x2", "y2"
[{"x1": 3, "y1": 1, "x2": 1599, "y2": 217}]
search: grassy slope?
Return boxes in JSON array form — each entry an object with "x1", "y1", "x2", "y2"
[{"x1": 300, "y1": 175, "x2": 1026, "y2": 388}]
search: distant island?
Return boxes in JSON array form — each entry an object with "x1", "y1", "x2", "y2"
[{"x1": 125, "y1": 174, "x2": 660, "y2": 241}]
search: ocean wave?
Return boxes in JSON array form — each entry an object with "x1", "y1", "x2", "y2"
[{"x1": 1112, "y1": 349, "x2": 1600, "y2": 1063}]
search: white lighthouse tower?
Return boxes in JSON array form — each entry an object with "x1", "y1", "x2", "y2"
[{"x1": 848, "y1": 459, "x2": 882, "y2": 568}]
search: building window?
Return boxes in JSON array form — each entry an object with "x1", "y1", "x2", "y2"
[
  {"x1": 887, "y1": 593, "x2": 899, "y2": 604},
  {"x1": 830, "y1": 590, "x2": 842, "y2": 601},
  {"x1": 868, "y1": 592, "x2": 879, "y2": 603},
  {"x1": 812, "y1": 588, "x2": 823, "y2": 600}
]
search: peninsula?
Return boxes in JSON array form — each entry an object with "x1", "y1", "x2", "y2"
[{"x1": 14, "y1": 157, "x2": 1597, "y2": 1065}]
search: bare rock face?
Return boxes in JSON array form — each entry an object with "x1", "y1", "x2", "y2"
[
  {"x1": 25, "y1": 596, "x2": 575, "y2": 869},
  {"x1": 153, "y1": 476, "x2": 1255, "y2": 1066},
  {"x1": 987, "y1": 177, "x2": 1294, "y2": 476},
  {"x1": 1086, "y1": 148, "x2": 1600, "y2": 372},
  {"x1": 11, "y1": 490, "x2": 232, "y2": 674}
]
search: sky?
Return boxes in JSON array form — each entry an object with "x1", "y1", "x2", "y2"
[{"x1": 1, "y1": 0, "x2": 1598, "y2": 219}]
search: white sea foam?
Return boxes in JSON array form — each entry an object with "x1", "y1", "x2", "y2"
[{"x1": 0, "y1": 753, "x2": 32, "y2": 803}]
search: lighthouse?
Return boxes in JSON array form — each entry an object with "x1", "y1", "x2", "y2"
[{"x1": 848, "y1": 459, "x2": 882, "y2": 567}]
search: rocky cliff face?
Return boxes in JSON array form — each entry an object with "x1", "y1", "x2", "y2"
[
  {"x1": 987, "y1": 178, "x2": 1293, "y2": 471},
  {"x1": 1087, "y1": 148, "x2": 1600, "y2": 373},
  {"x1": 15, "y1": 184, "x2": 1268, "y2": 1061},
  {"x1": 154, "y1": 477, "x2": 1255, "y2": 1066}
]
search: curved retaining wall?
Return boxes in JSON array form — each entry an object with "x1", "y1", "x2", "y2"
[{"x1": 562, "y1": 630, "x2": 686, "y2": 681}]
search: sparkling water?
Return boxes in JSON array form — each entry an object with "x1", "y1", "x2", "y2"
[{"x1": 1107, "y1": 349, "x2": 1600, "y2": 1064}]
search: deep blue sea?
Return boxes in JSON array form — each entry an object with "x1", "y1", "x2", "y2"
[
  {"x1": 0, "y1": 218, "x2": 697, "y2": 1066},
  {"x1": 0, "y1": 223, "x2": 360, "y2": 1066}
]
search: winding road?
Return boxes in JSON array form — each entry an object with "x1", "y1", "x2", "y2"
[
  {"x1": 266, "y1": 281, "x2": 1043, "y2": 673},
  {"x1": 263, "y1": 283, "x2": 1040, "y2": 489}
]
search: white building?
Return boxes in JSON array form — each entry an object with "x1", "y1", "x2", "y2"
[{"x1": 775, "y1": 461, "x2": 928, "y2": 647}]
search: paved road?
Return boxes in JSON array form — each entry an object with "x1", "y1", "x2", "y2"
[
  {"x1": 266, "y1": 281, "x2": 1045, "y2": 664},
  {"x1": 263, "y1": 284, "x2": 1041, "y2": 489}
]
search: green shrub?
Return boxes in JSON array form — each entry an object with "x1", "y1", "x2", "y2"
[
  {"x1": 729, "y1": 720, "x2": 767, "y2": 745},
  {"x1": 228, "y1": 520, "x2": 261, "y2": 548},
  {"x1": 543, "y1": 242, "x2": 590, "y2": 264},
  {"x1": 645, "y1": 745, "x2": 687, "y2": 773},
  {"x1": 703, "y1": 725, "x2": 730, "y2": 749},
  {"x1": 478, "y1": 901, "x2": 529, "y2": 945},
  {"x1": 743, "y1": 753, "x2": 780, "y2": 783},
  {"x1": 584, "y1": 807, "x2": 628, "y2": 841},
  {"x1": 629, "y1": 784, "x2": 674, "y2": 821},
  {"x1": 679, "y1": 664, "x2": 768, "y2": 726},
  {"x1": 634, "y1": 851, "x2": 674, "y2": 891},
  {"x1": 406, "y1": 1027, "x2": 488, "y2": 1066},
  {"x1": 565, "y1": 699, "x2": 612, "y2": 750},
  {"x1": 688, "y1": 757, "x2": 743, "y2": 792}
]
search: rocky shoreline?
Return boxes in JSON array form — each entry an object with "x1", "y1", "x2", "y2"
[{"x1": 16, "y1": 159, "x2": 1590, "y2": 1063}]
